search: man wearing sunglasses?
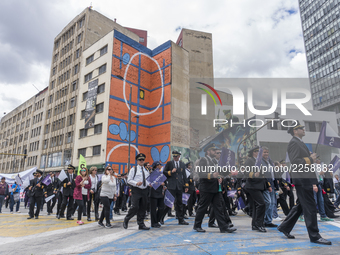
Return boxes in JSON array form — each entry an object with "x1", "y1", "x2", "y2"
[
  {"x1": 278, "y1": 123, "x2": 331, "y2": 245},
  {"x1": 59, "y1": 164, "x2": 76, "y2": 220},
  {"x1": 124, "y1": 153, "x2": 150, "y2": 230}
]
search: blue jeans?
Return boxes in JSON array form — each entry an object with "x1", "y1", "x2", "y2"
[
  {"x1": 0, "y1": 195, "x2": 5, "y2": 213},
  {"x1": 314, "y1": 184, "x2": 326, "y2": 218},
  {"x1": 109, "y1": 200, "x2": 115, "y2": 219},
  {"x1": 10, "y1": 194, "x2": 20, "y2": 212},
  {"x1": 272, "y1": 194, "x2": 278, "y2": 218},
  {"x1": 334, "y1": 183, "x2": 340, "y2": 206},
  {"x1": 263, "y1": 189, "x2": 275, "y2": 224}
]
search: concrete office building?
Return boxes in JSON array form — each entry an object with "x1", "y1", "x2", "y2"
[
  {"x1": 299, "y1": 0, "x2": 340, "y2": 133},
  {"x1": 0, "y1": 88, "x2": 48, "y2": 173}
]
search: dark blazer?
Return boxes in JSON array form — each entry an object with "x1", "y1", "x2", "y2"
[
  {"x1": 45, "y1": 176, "x2": 58, "y2": 196},
  {"x1": 245, "y1": 157, "x2": 270, "y2": 191},
  {"x1": 163, "y1": 160, "x2": 188, "y2": 191},
  {"x1": 197, "y1": 156, "x2": 219, "y2": 193},
  {"x1": 29, "y1": 177, "x2": 45, "y2": 197},
  {"x1": 61, "y1": 173, "x2": 76, "y2": 196},
  {"x1": 287, "y1": 136, "x2": 317, "y2": 187}
]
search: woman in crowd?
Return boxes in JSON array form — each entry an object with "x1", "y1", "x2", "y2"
[
  {"x1": 98, "y1": 166, "x2": 117, "y2": 228},
  {"x1": 10, "y1": 181, "x2": 20, "y2": 213},
  {"x1": 88, "y1": 166, "x2": 100, "y2": 221},
  {"x1": 74, "y1": 167, "x2": 91, "y2": 225},
  {"x1": 149, "y1": 161, "x2": 165, "y2": 228}
]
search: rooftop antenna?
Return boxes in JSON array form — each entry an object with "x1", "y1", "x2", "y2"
[{"x1": 32, "y1": 84, "x2": 40, "y2": 92}]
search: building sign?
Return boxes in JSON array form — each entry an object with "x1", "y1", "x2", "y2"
[{"x1": 85, "y1": 78, "x2": 98, "y2": 129}]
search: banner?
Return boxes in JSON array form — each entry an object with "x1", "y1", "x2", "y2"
[
  {"x1": 164, "y1": 190, "x2": 175, "y2": 208},
  {"x1": 0, "y1": 167, "x2": 36, "y2": 185},
  {"x1": 255, "y1": 147, "x2": 263, "y2": 167},
  {"x1": 227, "y1": 190, "x2": 237, "y2": 198},
  {"x1": 317, "y1": 121, "x2": 340, "y2": 149},
  {"x1": 42, "y1": 174, "x2": 51, "y2": 186},
  {"x1": 219, "y1": 147, "x2": 235, "y2": 168},
  {"x1": 45, "y1": 194, "x2": 55, "y2": 202},
  {"x1": 85, "y1": 79, "x2": 98, "y2": 129},
  {"x1": 237, "y1": 197, "x2": 245, "y2": 210},
  {"x1": 78, "y1": 154, "x2": 87, "y2": 175},
  {"x1": 329, "y1": 156, "x2": 340, "y2": 173},
  {"x1": 15, "y1": 174, "x2": 23, "y2": 185},
  {"x1": 58, "y1": 169, "x2": 67, "y2": 182},
  {"x1": 146, "y1": 170, "x2": 167, "y2": 190},
  {"x1": 182, "y1": 193, "x2": 190, "y2": 205}
]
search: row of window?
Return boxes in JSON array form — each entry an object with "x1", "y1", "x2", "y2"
[
  {"x1": 85, "y1": 45, "x2": 108, "y2": 66},
  {"x1": 82, "y1": 83, "x2": 105, "y2": 101},
  {"x1": 1, "y1": 106, "x2": 32, "y2": 130},
  {"x1": 61, "y1": 40, "x2": 74, "y2": 58},
  {"x1": 1, "y1": 119, "x2": 30, "y2": 140},
  {"x1": 34, "y1": 99, "x2": 45, "y2": 111},
  {"x1": 27, "y1": 156, "x2": 38, "y2": 167},
  {"x1": 31, "y1": 126, "x2": 41, "y2": 138},
  {"x1": 78, "y1": 145, "x2": 101, "y2": 158},
  {"x1": 79, "y1": 123, "x2": 103, "y2": 138},
  {"x1": 84, "y1": 64, "x2": 107, "y2": 83},
  {"x1": 29, "y1": 141, "x2": 39, "y2": 152},
  {"x1": 33, "y1": 112, "x2": 43, "y2": 125},
  {"x1": 55, "y1": 86, "x2": 69, "y2": 101}
]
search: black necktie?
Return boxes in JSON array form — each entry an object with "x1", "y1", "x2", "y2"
[{"x1": 141, "y1": 166, "x2": 146, "y2": 186}]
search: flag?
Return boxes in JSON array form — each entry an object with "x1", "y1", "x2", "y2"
[
  {"x1": 255, "y1": 147, "x2": 263, "y2": 167},
  {"x1": 317, "y1": 121, "x2": 340, "y2": 148},
  {"x1": 22, "y1": 178, "x2": 30, "y2": 188},
  {"x1": 146, "y1": 170, "x2": 167, "y2": 190},
  {"x1": 164, "y1": 190, "x2": 175, "y2": 208},
  {"x1": 15, "y1": 174, "x2": 23, "y2": 185},
  {"x1": 42, "y1": 174, "x2": 51, "y2": 186},
  {"x1": 78, "y1": 154, "x2": 87, "y2": 175},
  {"x1": 237, "y1": 197, "x2": 245, "y2": 210},
  {"x1": 227, "y1": 190, "x2": 237, "y2": 198},
  {"x1": 182, "y1": 193, "x2": 190, "y2": 205},
  {"x1": 45, "y1": 194, "x2": 55, "y2": 202},
  {"x1": 219, "y1": 147, "x2": 236, "y2": 168},
  {"x1": 58, "y1": 169, "x2": 67, "y2": 182},
  {"x1": 329, "y1": 156, "x2": 340, "y2": 173}
]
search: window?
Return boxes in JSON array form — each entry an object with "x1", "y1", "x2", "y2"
[
  {"x1": 77, "y1": 33, "x2": 82, "y2": 43},
  {"x1": 82, "y1": 92, "x2": 88, "y2": 101},
  {"x1": 139, "y1": 37, "x2": 145, "y2": 43},
  {"x1": 68, "y1": 114, "x2": 75, "y2": 126},
  {"x1": 49, "y1": 95, "x2": 53, "y2": 104},
  {"x1": 66, "y1": 132, "x2": 73, "y2": 143},
  {"x1": 43, "y1": 139, "x2": 48, "y2": 149},
  {"x1": 79, "y1": 128, "x2": 87, "y2": 138},
  {"x1": 45, "y1": 124, "x2": 50, "y2": 134},
  {"x1": 81, "y1": 109, "x2": 86, "y2": 119},
  {"x1": 70, "y1": 97, "x2": 76, "y2": 108},
  {"x1": 72, "y1": 80, "x2": 77, "y2": 91},
  {"x1": 93, "y1": 145, "x2": 101, "y2": 156},
  {"x1": 47, "y1": 109, "x2": 51, "y2": 119},
  {"x1": 98, "y1": 64, "x2": 107, "y2": 75},
  {"x1": 96, "y1": 102, "x2": 104, "y2": 113},
  {"x1": 94, "y1": 123, "x2": 102, "y2": 134},
  {"x1": 86, "y1": 54, "x2": 94, "y2": 65},
  {"x1": 64, "y1": 149, "x2": 72, "y2": 166},
  {"x1": 74, "y1": 64, "x2": 79, "y2": 75},
  {"x1": 100, "y1": 45, "x2": 108, "y2": 56},
  {"x1": 84, "y1": 72, "x2": 92, "y2": 82},
  {"x1": 97, "y1": 83, "x2": 105, "y2": 94},
  {"x1": 78, "y1": 148, "x2": 86, "y2": 158},
  {"x1": 305, "y1": 121, "x2": 323, "y2": 132}
]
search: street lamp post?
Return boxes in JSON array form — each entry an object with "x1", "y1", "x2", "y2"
[{"x1": 127, "y1": 84, "x2": 132, "y2": 172}]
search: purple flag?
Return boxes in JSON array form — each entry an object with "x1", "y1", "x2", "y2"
[
  {"x1": 164, "y1": 190, "x2": 175, "y2": 208},
  {"x1": 146, "y1": 170, "x2": 167, "y2": 190},
  {"x1": 255, "y1": 147, "x2": 263, "y2": 167},
  {"x1": 42, "y1": 174, "x2": 51, "y2": 186},
  {"x1": 329, "y1": 156, "x2": 340, "y2": 173},
  {"x1": 227, "y1": 190, "x2": 237, "y2": 198},
  {"x1": 237, "y1": 197, "x2": 245, "y2": 210},
  {"x1": 182, "y1": 193, "x2": 190, "y2": 205},
  {"x1": 317, "y1": 121, "x2": 340, "y2": 148},
  {"x1": 219, "y1": 147, "x2": 236, "y2": 167}
]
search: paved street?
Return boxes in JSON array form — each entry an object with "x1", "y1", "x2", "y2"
[{"x1": 1, "y1": 204, "x2": 340, "y2": 255}]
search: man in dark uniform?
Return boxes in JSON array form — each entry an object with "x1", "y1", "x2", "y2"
[
  {"x1": 245, "y1": 146, "x2": 271, "y2": 232},
  {"x1": 45, "y1": 172, "x2": 57, "y2": 215},
  {"x1": 55, "y1": 176, "x2": 63, "y2": 218},
  {"x1": 59, "y1": 165, "x2": 76, "y2": 220},
  {"x1": 124, "y1": 153, "x2": 150, "y2": 230},
  {"x1": 27, "y1": 169, "x2": 45, "y2": 219},
  {"x1": 194, "y1": 143, "x2": 236, "y2": 233},
  {"x1": 277, "y1": 123, "x2": 331, "y2": 245},
  {"x1": 185, "y1": 162, "x2": 196, "y2": 217},
  {"x1": 279, "y1": 160, "x2": 295, "y2": 211},
  {"x1": 162, "y1": 151, "x2": 189, "y2": 225}
]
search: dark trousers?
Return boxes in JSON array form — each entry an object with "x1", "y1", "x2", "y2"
[
  {"x1": 194, "y1": 191, "x2": 228, "y2": 231},
  {"x1": 60, "y1": 195, "x2": 74, "y2": 218},
  {"x1": 88, "y1": 193, "x2": 99, "y2": 219},
  {"x1": 284, "y1": 188, "x2": 295, "y2": 209},
  {"x1": 248, "y1": 189, "x2": 265, "y2": 227},
  {"x1": 277, "y1": 193, "x2": 290, "y2": 216},
  {"x1": 121, "y1": 194, "x2": 128, "y2": 211},
  {"x1": 82, "y1": 195, "x2": 88, "y2": 216},
  {"x1": 47, "y1": 196, "x2": 57, "y2": 213},
  {"x1": 56, "y1": 192, "x2": 63, "y2": 216},
  {"x1": 75, "y1": 199, "x2": 83, "y2": 221},
  {"x1": 187, "y1": 190, "x2": 196, "y2": 215},
  {"x1": 114, "y1": 196, "x2": 122, "y2": 213},
  {"x1": 167, "y1": 189, "x2": 184, "y2": 222},
  {"x1": 100, "y1": 196, "x2": 112, "y2": 224},
  {"x1": 209, "y1": 195, "x2": 232, "y2": 225},
  {"x1": 125, "y1": 187, "x2": 148, "y2": 226},
  {"x1": 150, "y1": 197, "x2": 164, "y2": 226},
  {"x1": 29, "y1": 195, "x2": 42, "y2": 217},
  {"x1": 278, "y1": 186, "x2": 321, "y2": 242}
]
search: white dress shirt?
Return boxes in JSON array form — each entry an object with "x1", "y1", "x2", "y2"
[{"x1": 127, "y1": 165, "x2": 150, "y2": 189}]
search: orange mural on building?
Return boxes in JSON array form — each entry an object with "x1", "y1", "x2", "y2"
[{"x1": 106, "y1": 31, "x2": 172, "y2": 173}]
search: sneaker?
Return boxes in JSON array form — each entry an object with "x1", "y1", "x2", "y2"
[
  {"x1": 16, "y1": 211, "x2": 21, "y2": 213},
  {"x1": 10, "y1": 212, "x2": 13, "y2": 214},
  {"x1": 321, "y1": 217, "x2": 334, "y2": 221},
  {"x1": 273, "y1": 217, "x2": 283, "y2": 222},
  {"x1": 105, "y1": 223, "x2": 114, "y2": 228},
  {"x1": 77, "y1": 221, "x2": 84, "y2": 225},
  {"x1": 299, "y1": 216, "x2": 305, "y2": 222},
  {"x1": 98, "y1": 221, "x2": 105, "y2": 227}
]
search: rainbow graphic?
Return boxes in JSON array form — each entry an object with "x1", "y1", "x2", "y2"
[{"x1": 196, "y1": 82, "x2": 222, "y2": 106}]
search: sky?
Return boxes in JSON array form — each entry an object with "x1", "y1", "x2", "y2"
[{"x1": 0, "y1": 0, "x2": 309, "y2": 116}]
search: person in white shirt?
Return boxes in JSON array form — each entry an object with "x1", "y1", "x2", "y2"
[
  {"x1": 123, "y1": 153, "x2": 150, "y2": 230},
  {"x1": 88, "y1": 167, "x2": 99, "y2": 221},
  {"x1": 98, "y1": 166, "x2": 117, "y2": 228}
]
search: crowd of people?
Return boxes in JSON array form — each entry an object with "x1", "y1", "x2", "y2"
[{"x1": 0, "y1": 123, "x2": 339, "y2": 245}]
